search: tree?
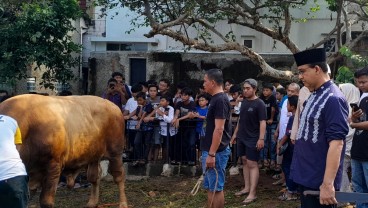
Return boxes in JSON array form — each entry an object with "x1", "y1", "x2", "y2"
[
  {"x1": 96, "y1": 0, "x2": 368, "y2": 81},
  {"x1": 0, "y1": 0, "x2": 82, "y2": 89}
]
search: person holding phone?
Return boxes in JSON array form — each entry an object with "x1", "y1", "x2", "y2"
[
  {"x1": 102, "y1": 78, "x2": 127, "y2": 111},
  {"x1": 338, "y1": 83, "x2": 360, "y2": 199},
  {"x1": 349, "y1": 67, "x2": 368, "y2": 208}
]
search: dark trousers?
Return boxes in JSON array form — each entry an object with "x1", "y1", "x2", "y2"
[
  {"x1": 0, "y1": 175, "x2": 29, "y2": 208},
  {"x1": 298, "y1": 185, "x2": 337, "y2": 208},
  {"x1": 281, "y1": 143, "x2": 297, "y2": 192},
  {"x1": 134, "y1": 130, "x2": 153, "y2": 161},
  {"x1": 182, "y1": 127, "x2": 196, "y2": 163}
]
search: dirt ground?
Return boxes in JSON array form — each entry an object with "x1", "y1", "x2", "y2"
[{"x1": 29, "y1": 168, "x2": 304, "y2": 208}]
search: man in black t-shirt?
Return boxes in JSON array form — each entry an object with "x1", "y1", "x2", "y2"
[
  {"x1": 172, "y1": 87, "x2": 197, "y2": 164},
  {"x1": 231, "y1": 78, "x2": 266, "y2": 205},
  {"x1": 200, "y1": 69, "x2": 231, "y2": 208},
  {"x1": 350, "y1": 67, "x2": 368, "y2": 208}
]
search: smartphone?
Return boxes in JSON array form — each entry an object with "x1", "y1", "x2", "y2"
[{"x1": 350, "y1": 103, "x2": 360, "y2": 111}]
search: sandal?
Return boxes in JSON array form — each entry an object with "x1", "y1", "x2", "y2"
[
  {"x1": 235, "y1": 190, "x2": 249, "y2": 197},
  {"x1": 272, "y1": 174, "x2": 281, "y2": 180},
  {"x1": 263, "y1": 160, "x2": 270, "y2": 167},
  {"x1": 242, "y1": 197, "x2": 257, "y2": 205},
  {"x1": 272, "y1": 179, "x2": 285, "y2": 185}
]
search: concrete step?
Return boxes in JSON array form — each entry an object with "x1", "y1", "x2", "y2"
[{"x1": 100, "y1": 160, "x2": 202, "y2": 181}]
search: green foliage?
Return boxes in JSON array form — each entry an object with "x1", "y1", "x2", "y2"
[
  {"x1": 335, "y1": 46, "x2": 368, "y2": 84},
  {"x1": 325, "y1": 0, "x2": 338, "y2": 11},
  {"x1": 335, "y1": 66, "x2": 355, "y2": 84},
  {"x1": 0, "y1": 0, "x2": 82, "y2": 89}
]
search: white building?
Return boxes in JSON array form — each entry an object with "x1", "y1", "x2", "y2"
[{"x1": 82, "y1": 1, "x2": 364, "y2": 95}]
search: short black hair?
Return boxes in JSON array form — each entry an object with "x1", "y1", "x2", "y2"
[
  {"x1": 205, "y1": 69, "x2": 223, "y2": 85},
  {"x1": 147, "y1": 79, "x2": 158, "y2": 86},
  {"x1": 160, "y1": 94, "x2": 172, "y2": 102},
  {"x1": 159, "y1": 78, "x2": 171, "y2": 87},
  {"x1": 229, "y1": 85, "x2": 242, "y2": 94},
  {"x1": 138, "y1": 81, "x2": 148, "y2": 88},
  {"x1": 136, "y1": 92, "x2": 146, "y2": 100},
  {"x1": 148, "y1": 84, "x2": 158, "y2": 91},
  {"x1": 262, "y1": 82, "x2": 274, "y2": 90},
  {"x1": 224, "y1": 78, "x2": 235, "y2": 85},
  {"x1": 288, "y1": 95, "x2": 298, "y2": 108},
  {"x1": 354, "y1": 66, "x2": 368, "y2": 78},
  {"x1": 131, "y1": 84, "x2": 143, "y2": 93},
  {"x1": 108, "y1": 78, "x2": 117, "y2": 84},
  {"x1": 197, "y1": 93, "x2": 210, "y2": 101},
  {"x1": 276, "y1": 87, "x2": 286, "y2": 95},
  {"x1": 111, "y1": 72, "x2": 124, "y2": 78},
  {"x1": 181, "y1": 87, "x2": 193, "y2": 96}
]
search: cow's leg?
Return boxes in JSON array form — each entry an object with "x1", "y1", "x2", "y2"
[
  {"x1": 109, "y1": 156, "x2": 128, "y2": 208},
  {"x1": 39, "y1": 162, "x2": 61, "y2": 208},
  {"x1": 66, "y1": 171, "x2": 80, "y2": 189},
  {"x1": 86, "y1": 161, "x2": 100, "y2": 208}
]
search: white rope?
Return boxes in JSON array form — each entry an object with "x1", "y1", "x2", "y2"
[{"x1": 190, "y1": 168, "x2": 219, "y2": 207}]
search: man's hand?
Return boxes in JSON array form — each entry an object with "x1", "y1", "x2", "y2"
[
  {"x1": 143, "y1": 117, "x2": 152, "y2": 123},
  {"x1": 171, "y1": 118, "x2": 177, "y2": 125},
  {"x1": 206, "y1": 155, "x2": 216, "y2": 169},
  {"x1": 230, "y1": 135, "x2": 237, "y2": 144},
  {"x1": 319, "y1": 183, "x2": 337, "y2": 205},
  {"x1": 351, "y1": 109, "x2": 363, "y2": 122},
  {"x1": 256, "y1": 139, "x2": 264, "y2": 151},
  {"x1": 267, "y1": 119, "x2": 273, "y2": 125}
]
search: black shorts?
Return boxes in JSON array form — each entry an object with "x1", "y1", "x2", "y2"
[{"x1": 236, "y1": 138, "x2": 259, "y2": 162}]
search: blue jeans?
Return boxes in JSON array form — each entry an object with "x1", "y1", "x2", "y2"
[
  {"x1": 202, "y1": 147, "x2": 231, "y2": 192},
  {"x1": 0, "y1": 175, "x2": 29, "y2": 208},
  {"x1": 260, "y1": 123, "x2": 277, "y2": 162},
  {"x1": 351, "y1": 159, "x2": 368, "y2": 208}
]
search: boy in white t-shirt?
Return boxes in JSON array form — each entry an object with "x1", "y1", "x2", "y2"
[{"x1": 0, "y1": 114, "x2": 29, "y2": 207}]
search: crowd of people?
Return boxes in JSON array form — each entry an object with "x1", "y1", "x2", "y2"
[
  {"x1": 100, "y1": 48, "x2": 368, "y2": 208},
  {"x1": 2, "y1": 47, "x2": 368, "y2": 208}
]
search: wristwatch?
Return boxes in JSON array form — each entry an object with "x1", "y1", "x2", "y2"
[{"x1": 208, "y1": 153, "x2": 216, "y2": 157}]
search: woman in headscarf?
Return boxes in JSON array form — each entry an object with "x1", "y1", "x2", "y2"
[{"x1": 339, "y1": 83, "x2": 360, "y2": 193}]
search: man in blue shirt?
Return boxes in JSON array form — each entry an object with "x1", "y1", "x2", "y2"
[{"x1": 290, "y1": 48, "x2": 349, "y2": 208}]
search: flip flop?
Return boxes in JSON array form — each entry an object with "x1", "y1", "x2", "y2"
[
  {"x1": 242, "y1": 197, "x2": 257, "y2": 205},
  {"x1": 234, "y1": 190, "x2": 249, "y2": 197}
]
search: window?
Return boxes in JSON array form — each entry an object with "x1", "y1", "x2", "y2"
[
  {"x1": 106, "y1": 43, "x2": 120, "y2": 51},
  {"x1": 26, "y1": 77, "x2": 36, "y2": 92},
  {"x1": 324, "y1": 38, "x2": 336, "y2": 52},
  {"x1": 106, "y1": 43, "x2": 148, "y2": 51},
  {"x1": 244, "y1": 40, "x2": 253, "y2": 48}
]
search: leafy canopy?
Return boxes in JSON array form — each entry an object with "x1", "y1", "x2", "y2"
[{"x1": 0, "y1": 0, "x2": 82, "y2": 89}]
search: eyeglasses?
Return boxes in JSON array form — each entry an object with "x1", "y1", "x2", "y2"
[{"x1": 298, "y1": 66, "x2": 316, "y2": 75}]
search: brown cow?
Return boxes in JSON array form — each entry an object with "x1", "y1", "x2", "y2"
[{"x1": 0, "y1": 94, "x2": 127, "y2": 208}]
